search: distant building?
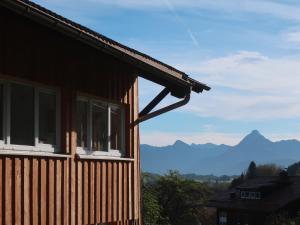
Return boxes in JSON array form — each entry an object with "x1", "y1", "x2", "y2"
[{"x1": 208, "y1": 175, "x2": 300, "y2": 225}]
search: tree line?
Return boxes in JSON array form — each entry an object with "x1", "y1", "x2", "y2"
[
  {"x1": 142, "y1": 160, "x2": 300, "y2": 225},
  {"x1": 142, "y1": 171, "x2": 218, "y2": 225}
]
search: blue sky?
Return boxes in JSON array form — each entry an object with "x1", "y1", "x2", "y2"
[{"x1": 33, "y1": 0, "x2": 300, "y2": 145}]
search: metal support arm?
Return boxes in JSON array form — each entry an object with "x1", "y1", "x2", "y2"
[
  {"x1": 135, "y1": 88, "x2": 191, "y2": 124},
  {"x1": 139, "y1": 88, "x2": 170, "y2": 117}
]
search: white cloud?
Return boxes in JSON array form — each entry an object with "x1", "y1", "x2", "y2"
[
  {"x1": 286, "y1": 31, "x2": 300, "y2": 44},
  {"x1": 172, "y1": 51, "x2": 300, "y2": 120}
]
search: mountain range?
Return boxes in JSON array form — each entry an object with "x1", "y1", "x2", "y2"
[{"x1": 140, "y1": 130, "x2": 300, "y2": 175}]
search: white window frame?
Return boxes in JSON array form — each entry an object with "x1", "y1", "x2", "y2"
[
  {"x1": 76, "y1": 96, "x2": 125, "y2": 157},
  {"x1": 240, "y1": 190, "x2": 261, "y2": 200},
  {"x1": 0, "y1": 80, "x2": 60, "y2": 152}
]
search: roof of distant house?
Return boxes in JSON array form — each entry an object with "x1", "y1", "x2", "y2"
[
  {"x1": 208, "y1": 176, "x2": 300, "y2": 213},
  {"x1": 0, "y1": 0, "x2": 210, "y2": 98}
]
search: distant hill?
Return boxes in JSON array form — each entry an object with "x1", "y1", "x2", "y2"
[{"x1": 141, "y1": 130, "x2": 300, "y2": 175}]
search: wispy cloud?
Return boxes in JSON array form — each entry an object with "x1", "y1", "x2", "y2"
[
  {"x1": 33, "y1": 0, "x2": 300, "y2": 21},
  {"x1": 176, "y1": 51, "x2": 300, "y2": 120},
  {"x1": 163, "y1": 0, "x2": 199, "y2": 47},
  {"x1": 284, "y1": 30, "x2": 300, "y2": 48},
  {"x1": 83, "y1": 0, "x2": 300, "y2": 21},
  {"x1": 187, "y1": 28, "x2": 199, "y2": 47}
]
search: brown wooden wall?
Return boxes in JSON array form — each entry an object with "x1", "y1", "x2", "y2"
[{"x1": 0, "y1": 5, "x2": 141, "y2": 225}]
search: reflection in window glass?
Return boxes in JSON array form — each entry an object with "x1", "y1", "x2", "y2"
[
  {"x1": 39, "y1": 92, "x2": 56, "y2": 145},
  {"x1": 0, "y1": 84, "x2": 3, "y2": 140},
  {"x1": 76, "y1": 100, "x2": 88, "y2": 148},
  {"x1": 92, "y1": 102, "x2": 107, "y2": 151},
  {"x1": 111, "y1": 106, "x2": 122, "y2": 150},
  {"x1": 11, "y1": 84, "x2": 34, "y2": 145}
]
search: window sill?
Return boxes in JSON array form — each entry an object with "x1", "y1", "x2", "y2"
[
  {"x1": 76, "y1": 153, "x2": 134, "y2": 162},
  {"x1": 0, "y1": 149, "x2": 71, "y2": 158}
]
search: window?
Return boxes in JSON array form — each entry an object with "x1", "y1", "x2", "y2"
[
  {"x1": 76, "y1": 100, "x2": 88, "y2": 148},
  {"x1": 240, "y1": 191, "x2": 261, "y2": 200},
  {"x1": 76, "y1": 96, "x2": 125, "y2": 157},
  {"x1": 0, "y1": 80, "x2": 60, "y2": 152},
  {"x1": 219, "y1": 211, "x2": 227, "y2": 225},
  {"x1": 11, "y1": 83, "x2": 35, "y2": 145},
  {"x1": 38, "y1": 91, "x2": 57, "y2": 145},
  {"x1": 92, "y1": 101, "x2": 108, "y2": 151}
]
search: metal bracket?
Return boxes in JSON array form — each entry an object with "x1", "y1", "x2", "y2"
[{"x1": 135, "y1": 87, "x2": 191, "y2": 124}]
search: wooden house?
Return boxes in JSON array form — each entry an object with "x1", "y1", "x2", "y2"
[
  {"x1": 208, "y1": 175, "x2": 300, "y2": 225},
  {"x1": 0, "y1": 0, "x2": 210, "y2": 225}
]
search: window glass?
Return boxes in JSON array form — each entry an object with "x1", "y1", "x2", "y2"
[
  {"x1": 77, "y1": 100, "x2": 88, "y2": 148},
  {"x1": 92, "y1": 102, "x2": 108, "y2": 151},
  {"x1": 111, "y1": 105, "x2": 122, "y2": 150},
  {"x1": 11, "y1": 84, "x2": 34, "y2": 145},
  {"x1": 0, "y1": 84, "x2": 3, "y2": 140},
  {"x1": 39, "y1": 92, "x2": 56, "y2": 145}
]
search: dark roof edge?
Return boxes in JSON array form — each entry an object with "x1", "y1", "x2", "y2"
[{"x1": 0, "y1": 0, "x2": 210, "y2": 94}]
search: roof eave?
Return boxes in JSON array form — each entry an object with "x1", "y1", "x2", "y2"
[{"x1": 0, "y1": 0, "x2": 210, "y2": 96}]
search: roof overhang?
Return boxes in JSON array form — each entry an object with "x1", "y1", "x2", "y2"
[{"x1": 0, "y1": 0, "x2": 210, "y2": 99}]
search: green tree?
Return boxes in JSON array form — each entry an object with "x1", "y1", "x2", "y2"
[
  {"x1": 141, "y1": 173, "x2": 164, "y2": 225},
  {"x1": 156, "y1": 171, "x2": 214, "y2": 225},
  {"x1": 246, "y1": 161, "x2": 257, "y2": 179},
  {"x1": 256, "y1": 164, "x2": 282, "y2": 176},
  {"x1": 287, "y1": 161, "x2": 300, "y2": 176},
  {"x1": 230, "y1": 173, "x2": 245, "y2": 188},
  {"x1": 264, "y1": 212, "x2": 298, "y2": 225}
]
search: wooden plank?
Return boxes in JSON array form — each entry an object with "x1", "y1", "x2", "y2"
[
  {"x1": 128, "y1": 162, "x2": 133, "y2": 220},
  {"x1": 5, "y1": 157, "x2": 12, "y2": 225},
  {"x1": 55, "y1": 160, "x2": 62, "y2": 225},
  {"x1": 70, "y1": 159, "x2": 76, "y2": 225},
  {"x1": 14, "y1": 157, "x2": 22, "y2": 225},
  {"x1": 123, "y1": 163, "x2": 128, "y2": 220},
  {"x1": 31, "y1": 158, "x2": 38, "y2": 225},
  {"x1": 101, "y1": 162, "x2": 107, "y2": 222},
  {"x1": 118, "y1": 162, "x2": 122, "y2": 221},
  {"x1": 23, "y1": 158, "x2": 30, "y2": 225},
  {"x1": 96, "y1": 162, "x2": 101, "y2": 223},
  {"x1": 48, "y1": 159, "x2": 55, "y2": 225},
  {"x1": 137, "y1": 128, "x2": 142, "y2": 224},
  {"x1": 40, "y1": 159, "x2": 47, "y2": 225},
  {"x1": 113, "y1": 162, "x2": 117, "y2": 221},
  {"x1": 70, "y1": 91, "x2": 77, "y2": 225},
  {"x1": 107, "y1": 161, "x2": 112, "y2": 222},
  {"x1": 83, "y1": 161, "x2": 89, "y2": 224},
  {"x1": 89, "y1": 161, "x2": 95, "y2": 224},
  {"x1": 76, "y1": 161, "x2": 82, "y2": 225},
  {"x1": 62, "y1": 159, "x2": 69, "y2": 225},
  {"x1": 128, "y1": 75, "x2": 133, "y2": 159},
  {"x1": 133, "y1": 77, "x2": 140, "y2": 220}
]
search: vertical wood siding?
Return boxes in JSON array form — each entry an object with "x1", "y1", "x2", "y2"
[
  {"x1": 0, "y1": 6, "x2": 141, "y2": 225},
  {"x1": 0, "y1": 158, "x2": 140, "y2": 225}
]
